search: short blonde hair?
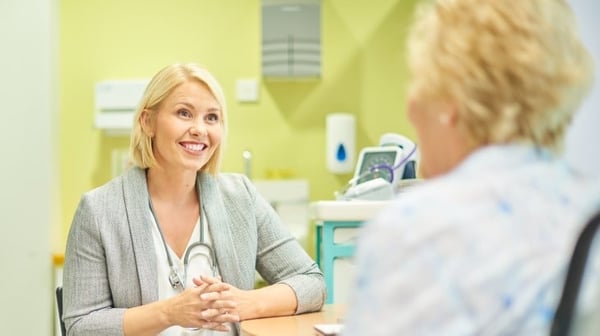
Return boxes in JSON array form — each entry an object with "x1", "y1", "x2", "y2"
[
  {"x1": 408, "y1": 0, "x2": 594, "y2": 153},
  {"x1": 129, "y1": 63, "x2": 228, "y2": 174}
]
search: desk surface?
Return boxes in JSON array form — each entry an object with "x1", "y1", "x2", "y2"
[{"x1": 240, "y1": 304, "x2": 345, "y2": 336}]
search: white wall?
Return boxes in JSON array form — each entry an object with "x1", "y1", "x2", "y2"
[
  {"x1": 0, "y1": 0, "x2": 57, "y2": 334},
  {"x1": 565, "y1": 0, "x2": 600, "y2": 177}
]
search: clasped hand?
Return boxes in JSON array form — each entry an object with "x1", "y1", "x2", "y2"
[{"x1": 167, "y1": 275, "x2": 240, "y2": 331}]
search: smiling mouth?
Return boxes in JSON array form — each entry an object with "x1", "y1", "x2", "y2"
[{"x1": 181, "y1": 143, "x2": 207, "y2": 153}]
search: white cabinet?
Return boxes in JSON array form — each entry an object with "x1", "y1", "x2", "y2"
[{"x1": 253, "y1": 179, "x2": 310, "y2": 248}]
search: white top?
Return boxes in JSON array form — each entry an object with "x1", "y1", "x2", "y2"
[
  {"x1": 150, "y1": 209, "x2": 234, "y2": 336},
  {"x1": 343, "y1": 145, "x2": 600, "y2": 335}
]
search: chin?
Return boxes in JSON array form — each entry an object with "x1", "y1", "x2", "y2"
[{"x1": 180, "y1": 161, "x2": 206, "y2": 172}]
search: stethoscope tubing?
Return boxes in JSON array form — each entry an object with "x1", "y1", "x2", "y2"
[{"x1": 148, "y1": 181, "x2": 217, "y2": 289}]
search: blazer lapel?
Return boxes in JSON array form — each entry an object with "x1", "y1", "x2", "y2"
[
  {"x1": 198, "y1": 173, "x2": 244, "y2": 286},
  {"x1": 122, "y1": 167, "x2": 158, "y2": 304}
]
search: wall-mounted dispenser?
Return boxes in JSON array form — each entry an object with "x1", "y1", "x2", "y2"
[
  {"x1": 261, "y1": 0, "x2": 321, "y2": 78},
  {"x1": 326, "y1": 113, "x2": 356, "y2": 174},
  {"x1": 94, "y1": 79, "x2": 148, "y2": 135}
]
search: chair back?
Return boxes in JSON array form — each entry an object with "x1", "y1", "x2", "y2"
[
  {"x1": 56, "y1": 286, "x2": 66, "y2": 336},
  {"x1": 551, "y1": 211, "x2": 600, "y2": 335}
]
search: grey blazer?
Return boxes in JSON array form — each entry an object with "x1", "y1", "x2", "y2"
[{"x1": 62, "y1": 167, "x2": 325, "y2": 335}]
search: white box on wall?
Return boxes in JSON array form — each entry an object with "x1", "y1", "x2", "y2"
[{"x1": 94, "y1": 79, "x2": 148, "y2": 135}]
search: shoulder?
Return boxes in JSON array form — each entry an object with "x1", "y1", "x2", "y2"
[
  {"x1": 200, "y1": 172, "x2": 256, "y2": 200},
  {"x1": 213, "y1": 172, "x2": 252, "y2": 190},
  {"x1": 376, "y1": 176, "x2": 466, "y2": 222},
  {"x1": 80, "y1": 176, "x2": 124, "y2": 205},
  {"x1": 77, "y1": 167, "x2": 145, "y2": 213}
]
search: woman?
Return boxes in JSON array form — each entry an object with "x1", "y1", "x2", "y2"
[
  {"x1": 62, "y1": 63, "x2": 325, "y2": 335},
  {"x1": 344, "y1": 0, "x2": 599, "y2": 335}
]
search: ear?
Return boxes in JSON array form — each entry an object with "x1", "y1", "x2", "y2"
[
  {"x1": 438, "y1": 101, "x2": 459, "y2": 126},
  {"x1": 139, "y1": 109, "x2": 154, "y2": 137}
]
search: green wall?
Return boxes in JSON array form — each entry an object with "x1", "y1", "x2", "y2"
[{"x1": 59, "y1": 0, "x2": 417, "y2": 244}]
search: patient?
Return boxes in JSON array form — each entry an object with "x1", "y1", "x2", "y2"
[{"x1": 343, "y1": 0, "x2": 600, "y2": 334}]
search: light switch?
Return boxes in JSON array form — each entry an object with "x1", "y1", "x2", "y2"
[{"x1": 236, "y1": 78, "x2": 259, "y2": 102}]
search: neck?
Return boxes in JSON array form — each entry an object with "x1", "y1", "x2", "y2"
[{"x1": 146, "y1": 167, "x2": 198, "y2": 205}]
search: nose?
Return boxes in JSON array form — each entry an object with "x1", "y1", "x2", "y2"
[{"x1": 189, "y1": 123, "x2": 207, "y2": 137}]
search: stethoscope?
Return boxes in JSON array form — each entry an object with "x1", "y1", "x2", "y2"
[{"x1": 148, "y1": 186, "x2": 217, "y2": 291}]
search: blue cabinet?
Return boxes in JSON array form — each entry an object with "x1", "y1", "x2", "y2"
[{"x1": 311, "y1": 201, "x2": 390, "y2": 304}]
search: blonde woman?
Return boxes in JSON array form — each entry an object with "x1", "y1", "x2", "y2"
[
  {"x1": 63, "y1": 63, "x2": 325, "y2": 335},
  {"x1": 344, "y1": 0, "x2": 599, "y2": 335}
]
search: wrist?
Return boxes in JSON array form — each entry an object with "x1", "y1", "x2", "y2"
[
  {"x1": 252, "y1": 291, "x2": 266, "y2": 319},
  {"x1": 159, "y1": 296, "x2": 174, "y2": 327}
]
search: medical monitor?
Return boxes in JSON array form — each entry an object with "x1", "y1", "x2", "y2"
[{"x1": 353, "y1": 146, "x2": 404, "y2": 185}]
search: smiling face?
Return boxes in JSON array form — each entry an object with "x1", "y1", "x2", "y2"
[{"x1": 142, "y1": 80, "x2": 223, "y2": 174}]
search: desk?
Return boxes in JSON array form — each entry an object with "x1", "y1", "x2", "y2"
[
  {"x1": 241, "y1": 304, "x2": 345, "y2": 336},
  {"x1": 310, "y1": 201, "x2": 390, "y2": 303}
]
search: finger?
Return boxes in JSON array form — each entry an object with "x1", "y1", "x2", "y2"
[
  {"x1": 206, "y1": 282, "x2": 230, "y2": 293},
  {"x1": 201, "y1": 308, "x2": 221, "y2": 320},
  {"x1": 200, "y1": 291, "x2": 223, "y2": 301},
  {"x1": 193, "y1": 275, "x2": 222, "y2": 287},
  {"x1": 203, "y1": 299, "x2": 238, "y2": 311},
  {"x1": 201, "y1": 311, "x2": 239, "y2": 328},
  {"x1": 200, "y1": 284, "x2": 230, "y2": 298},
  {"x1": 192, "y1": 277, "x2": 205, "y2": 287},
  {"x1": 200, "y1": 275, "x2": 222, "y2": 284},
  {"x1": 201, "y1": 321, "x2": 231, "y2": 332},
  {"x1": 187, "y1": 282, "x2": 208, "y2": 295},
  {"x1": 213, "y1": 310, "x2": 240, "y2": 323}
]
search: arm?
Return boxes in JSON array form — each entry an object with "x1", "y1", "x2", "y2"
[
  {"x1": 63, "y1": 194, "x2": 126, "y2": 335},
  {"x1": 227, "y1": 175, "x2": 326, "y2": 319}
]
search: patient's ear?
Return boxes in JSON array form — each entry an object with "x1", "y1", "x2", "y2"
[{"x1": 438, "y1": 101, "x2": 458, "y2": 127}]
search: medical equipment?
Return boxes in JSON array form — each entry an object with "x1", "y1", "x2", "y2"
[
  {"x1": 148, "y1": 193, "x2": 217, "y2": 291},
  {"x1": 336, "y1": 133, "x2": 419, "y2": 201}
]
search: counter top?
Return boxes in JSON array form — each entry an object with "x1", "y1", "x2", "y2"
[
  {"x1": 241, "y1": 304, "x2": 345, "y2": 336},
  {"x1": 309, "y1": 200, "x2": 391, "y2": 221}
]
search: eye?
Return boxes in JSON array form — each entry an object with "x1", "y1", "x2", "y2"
[
  {"x1": 206, "y1": 113, "x2": 220, "y2": 124},
  {"x1": 177, "y1": 109, "x2": 192, "y2": 119}
]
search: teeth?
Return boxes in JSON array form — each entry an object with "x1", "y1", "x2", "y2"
[{"x1": 184, "y1": 143, "x2": 205, "y2": 151}]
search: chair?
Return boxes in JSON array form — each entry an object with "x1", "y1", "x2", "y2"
[
  {"x1": 551, "y1": 210, "x2": 600, "y2": 336},
  {"x1": 56, "y1": 286, "x2": 66, "y2": 336}
]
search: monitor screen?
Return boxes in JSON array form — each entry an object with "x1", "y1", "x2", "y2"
[{"x1": 356, "y1": 150, "x2": 398, "y2": 185}]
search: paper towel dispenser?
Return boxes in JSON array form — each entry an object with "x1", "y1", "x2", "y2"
[
  {"x1": 261, "y1": 0, "x2": 321, "y2": 78},
  {"x1": 94, "y1": 80, "x2": 148, "y2": 135}
]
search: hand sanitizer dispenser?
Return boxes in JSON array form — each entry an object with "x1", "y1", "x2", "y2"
[{"x1": 326, "y1": 113, "x2": 355, "y2": 174}]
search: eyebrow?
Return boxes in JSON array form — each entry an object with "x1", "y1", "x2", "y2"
[{"x1": 176, "y1": 102, "x2": 221, "y2": 112}]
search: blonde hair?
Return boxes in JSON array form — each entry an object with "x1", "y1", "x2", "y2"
[
  {"x1": 129, "y1": 63, "x2": 228, "y2": 174},
  {"x1": 408, "y1": 0, "x2": 594, "y2": 153}
]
